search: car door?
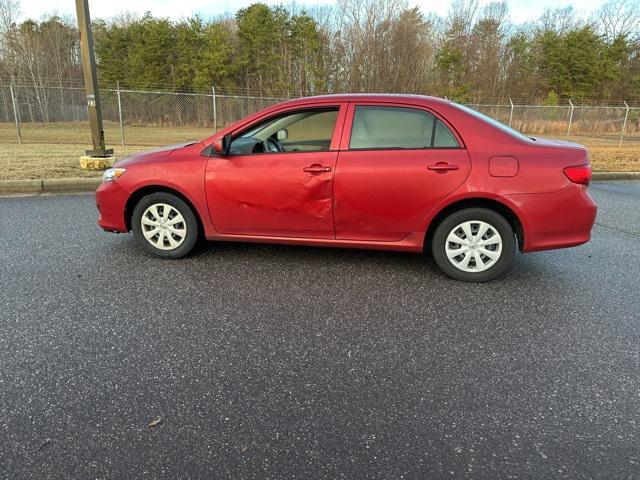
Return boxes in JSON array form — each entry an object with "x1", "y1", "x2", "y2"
[
  {"x1": 205, "y1": 104, "x2": 346, "y2": 238},
  {"x1": 333, "y1": 102, "x2": 471, "y2": 241}
]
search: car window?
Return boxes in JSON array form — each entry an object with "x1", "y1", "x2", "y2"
[
  {"x1": 452, "y1": 102, "x2": 530, "y2": 142},
  {"x1": 349, "y1": 106, "x2": 460, "y2": 150},
  {"x1": 285, "y1": 111, "x2": 337, "y2": 148},
  {"x1": 232, "y1": 108, "x2": 339, "y2": 154},
  {"x1": 433, "y1": 119, "x2": 460, "y2": 147}
]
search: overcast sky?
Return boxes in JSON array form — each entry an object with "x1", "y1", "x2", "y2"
[{"x1": 19, "y1": 0, "x2": 608, "y2": 24}]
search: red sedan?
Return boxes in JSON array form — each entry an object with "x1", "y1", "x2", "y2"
[{"x1": 96, "y1": 94, "x2": 597, "y2": 281}]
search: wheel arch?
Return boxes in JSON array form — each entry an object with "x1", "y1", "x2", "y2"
[
  {"x1": 424, "y1": 196, "x2": 525, "y2": 253},
  {"x1": 125, "y1": 185, "x2": 204, "y2": 237}
]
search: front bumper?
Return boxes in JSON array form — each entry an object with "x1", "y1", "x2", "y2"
[
  {"x1": 96, "y1": 180, "x2": 129, "y2": 232},
  {"x1": 505, "y1": 184, "x2": 597, "y2": 252}
]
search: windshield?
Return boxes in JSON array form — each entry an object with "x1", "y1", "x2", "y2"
[{"x1": 452, "y1": 103, "x2": 531, "y2": 142}]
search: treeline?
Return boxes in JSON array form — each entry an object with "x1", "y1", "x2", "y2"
[{"x1": 1, "y1": 0, "x2": 640, "y2": 102}]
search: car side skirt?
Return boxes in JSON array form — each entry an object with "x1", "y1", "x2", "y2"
[{"x1": 204, "y1": 231, "x2": 425, "y2": 253}]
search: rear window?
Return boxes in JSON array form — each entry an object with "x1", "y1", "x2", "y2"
[
  {"x1": 349, "y1": 106, "x2": 460, "y2": 150},
  {"x1": 452, "y1": 102, "x2": 531, "y2": 142}
]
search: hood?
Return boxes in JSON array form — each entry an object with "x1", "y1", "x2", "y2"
[{"x1": 115, "y1": 141, "x2": 198, "y2": 167}]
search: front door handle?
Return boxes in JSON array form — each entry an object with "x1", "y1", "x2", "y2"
[
  {"x1": 428, "y1": 162, "x2": 459, "y2": 172},
  {"x1": 303, "y1": 164, "x2": 332, "y2": 174}
]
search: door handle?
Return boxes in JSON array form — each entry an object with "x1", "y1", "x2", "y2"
[
  {"x1": 428, "y1": 162, "x2": 459, "y2": 172},
  {"x1": 303, "y1": 164, "x2": 332, "y2": 174}
]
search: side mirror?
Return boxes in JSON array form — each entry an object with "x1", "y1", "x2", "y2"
[
  {"x1": 213, "y1": 133, "x2": 232, "y2": 155},
  {"x1": 276, "y1": 129, "x2": 288, "y2": 141}
]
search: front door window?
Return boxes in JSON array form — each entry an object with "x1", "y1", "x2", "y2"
[{"x1": 230, "y1": 108, "x2": 339, "y2": 154}]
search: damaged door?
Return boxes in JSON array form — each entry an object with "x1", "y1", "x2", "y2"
[{"x1": 205, "y1": 105, "x2": 345, "y2": 238}]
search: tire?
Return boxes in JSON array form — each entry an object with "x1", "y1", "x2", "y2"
[
  {"x1": 131, "y1": 192, "x2": 199, "y2": 259},
  {"x1": 431, "y1": 207, "x2": 516, "y2": 282}
]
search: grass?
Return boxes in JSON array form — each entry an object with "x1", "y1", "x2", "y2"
[
  {"x1": 0, "y1": 121, "x2": 212, "y2": 146},
  {"x1": 0, "y1": 123, "x2": 212, "y2": 181},
  {"x1": 0, "y1": 143, "x2": 151, "y2": 180},
  {"x1": 586, "y1": 146, "x2": 640, "y2": 172},
  {"x1": 0, "y1": 123, "x2": 638, "y2": 181}
]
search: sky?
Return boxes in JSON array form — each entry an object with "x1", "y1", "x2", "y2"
[{"x1": 19, "y1": 0, "x2": 608, "y2": 25}]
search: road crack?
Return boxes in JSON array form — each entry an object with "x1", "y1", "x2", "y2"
[{"x1": 595, "y1": 221, "x2": 640, "y2": 238}]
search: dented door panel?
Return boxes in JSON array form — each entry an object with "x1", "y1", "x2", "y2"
[{"x1": 205, "y1": 152, "x2": 338, "y2": 238}]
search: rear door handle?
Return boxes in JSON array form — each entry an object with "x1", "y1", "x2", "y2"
[
  {"x1": 428, "y1": 162, "x2": 459, "y2": 172},
  {"x1": 303, "y1": 164, "x2": 332, "y2": 174}
]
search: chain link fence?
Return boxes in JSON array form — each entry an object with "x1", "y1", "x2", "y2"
[{"x1": 1, "y1": 83, "x2": 640, "y2": 147}]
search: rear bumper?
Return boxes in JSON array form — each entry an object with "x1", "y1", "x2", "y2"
[
  {"x1": 505, "y1": 184, "x2": 597, "y2": 252},
  {"x1": 96, "y1": 180, "x2": 129, "y2": 232}
]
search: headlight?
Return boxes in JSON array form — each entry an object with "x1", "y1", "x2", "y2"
[{"x1": 102, "y1": 168, "x2": 126, "y2": 183}]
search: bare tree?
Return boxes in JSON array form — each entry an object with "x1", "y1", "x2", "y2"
[
  {"x1": 596, "y1": 0, "x2": 640, "y2": 41},
  {"x1": 0, "y1": 0, "x2": 20, "y2": 83},
  {"x1": 538, "y1": 6, "x2": 584, "y2": 34},
  {"x1": 470, "y1": 2, "x2": 508, "y2": 99},
  {"x1": 111, "y1": 10, "x2": 140, "y2": 28},
  {"x1": 0, "y1": 0, "x2": 19, "y2": 33},
  {"x1": 443, "y1": 0, "x2": 479, "y2": 39}
]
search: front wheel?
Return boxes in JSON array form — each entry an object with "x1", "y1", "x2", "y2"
[
  {"x1": 431, "y1": 208, "x2": 516, "y2": 282},
  {"x1": 131, "y1": 192, "x2": 199, "y2": 258}
]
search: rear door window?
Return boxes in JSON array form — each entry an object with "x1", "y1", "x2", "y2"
[
  {"x1": 433, "y1": 119, "x2": 460, "y2": 147},
  {"x1": 349, "y1": 106, "x2": 460, "y2": 150}
]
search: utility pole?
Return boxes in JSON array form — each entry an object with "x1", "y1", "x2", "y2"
[{"x1": 75, "y1": 0, "x2": 113, "y2": 158}]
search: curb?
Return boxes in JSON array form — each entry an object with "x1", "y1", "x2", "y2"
[
  {"x1": 0, "y1": 177, "x2": 101, "y2": 196},
  {"x1": 592, "y1": 172, "x2": 640, "y2": 181},
  {"x1": 0, "y1": 179, "x2": 44, "y2": 195},
  {"x1": 42, "y1": 177, "x2": 101, "y2": 193},
  {"x1": 0, "y1": 172, "x2": 638, "y2": 196}
]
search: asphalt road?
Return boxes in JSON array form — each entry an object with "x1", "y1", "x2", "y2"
[{"x1": 1, "y1": 181, "x2": 639, "y2": 479}]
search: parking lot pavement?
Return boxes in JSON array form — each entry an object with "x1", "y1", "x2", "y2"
[{"x1": 0, "y1": 181, "x2": 639, "y2": 479}]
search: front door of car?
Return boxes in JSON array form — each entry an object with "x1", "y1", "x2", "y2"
[
  {"x1": 333, "y1": 103, "x2": 471, "y2": 241},
  {"x1": 205, "y1": 104, "x2": 346, "y2": 238}
]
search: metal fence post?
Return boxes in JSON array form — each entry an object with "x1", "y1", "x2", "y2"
[
  {"x1": 9, "y1": 84, "x2": 21, "y2": 144},
  {"x1": 567, "y1": 100, "x2": 574, "y2": 138},
  {"x1": 212, "y1": 86, "x2": 217, "y2": 132},
  {"x1": 117, "y1": 81, "x2": 125, "y2": 146},
  {"x1": 508, "y1": 98, "x2": 514, "y2": 127},
  {"x1": 620, "y1": 101, "x2": 630, "y2": 147}
]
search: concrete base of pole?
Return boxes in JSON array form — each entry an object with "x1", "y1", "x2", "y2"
[{"x1": 79, "y1": 155, "x2": 116, "y2": 170}]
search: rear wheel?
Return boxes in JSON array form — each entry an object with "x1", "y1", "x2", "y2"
[
  {"x1": 431, "y1": 208, "x2": 515, "y2": 282},
  {"x1": 131, "y1": 192, "x2": 199, "y2": 258}
]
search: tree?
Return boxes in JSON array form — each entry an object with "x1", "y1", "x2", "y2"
[
  {"x1": 193, "y1": 19, "x2": 236, "y2": 90},
  {"x1": 4, "y1": 1, "x2": 640, "y2": 103},
  {"x1": 94, "y1": 20, "x2": 134, "y2": 86},
  {"x1": 288, "y1": 13, "x2": 323, "y2": 95},
  {"x1": 596, "y1": 0, "x2": 640, "y2": 42},
  {"x1": 236, "y1": 3, "x2": 288, "y2": 94}
]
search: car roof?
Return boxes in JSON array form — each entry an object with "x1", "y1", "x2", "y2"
[
  {"x1": 212, "y1": 93, "x2": 456, "y2": 140},
  {"x1": 276, "y1": 93, "x2": 450, "y2": 107}
]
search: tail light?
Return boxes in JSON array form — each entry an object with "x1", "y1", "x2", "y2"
[{"x1": 563, "y1": 165, "x2": 592, "y2": 186}]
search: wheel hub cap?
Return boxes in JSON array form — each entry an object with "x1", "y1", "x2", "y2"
[
  {"x1": 140, "y1": 203, "x2": 187, "y2": 251},
  {"x1": 445, "y1": 220, "x2": 502, "y2": 273}
]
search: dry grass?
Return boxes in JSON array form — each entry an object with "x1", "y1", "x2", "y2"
[
  {"x1": 0, "y1": 123, "x2": 212, "y2": 181},
  {"x1": 0, "y1": 123, "x2": 638, "y2": 181},
  {"x1": 0, "y1": 143, "x2": 152, "y2": 180},
  {"x1": 0, "y1": 121, "x2": 212, "y2": 146},
  {"x1": 588, "y1": 146, "x2": 640, "y2": 172}
]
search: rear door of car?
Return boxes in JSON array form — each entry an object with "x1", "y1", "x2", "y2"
[{"x1": 333, "y1": 102, "x2": 471, "y2": 241}]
